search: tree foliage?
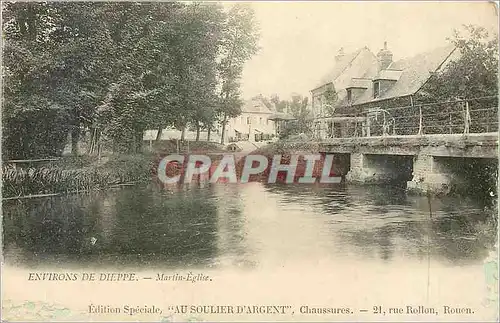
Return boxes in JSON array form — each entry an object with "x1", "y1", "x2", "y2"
[
  {"x1": 216, "y1": 4, "x2": 260, "y2": 144},
  {"x1": 280, "y1": 94, "x2": 312, "y2": 138},
  {"x1": 263, "y1": 94, "x2": 312, "y2": 139},
  {"x1": 270, "y1": 94, "x2": 288, "y2": 113},
  {"x1": 3, "y1": 2, "x2": 259, "y2": 158},
  {"x1": 415, "y1": 24, "x2": 498, "y2": 134},
  {"x1": 419, "y1": 24, "x2": 498, "y2": 101},
  {"x1": 322, "y1": 85, "x2": 338, "y2": 117}
]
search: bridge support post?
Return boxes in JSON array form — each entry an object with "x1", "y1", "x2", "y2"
[
  {"x1": 407, "y1": 154, "x2": 454, "y2": 195},
  {"x1": 345, "y1": 153, "x2": 368, "y2": 183}
]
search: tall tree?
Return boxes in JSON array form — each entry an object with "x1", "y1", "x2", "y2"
[
  {"x1": 273, "y1": 94, "x2": 312, "y2": 139},
  {"x1": 3, "y1": 2, "x2": 73, "y2": 158},
  {"x1": 270, "y1": 94, "x2": 288, "y2": 113},
  {"x1": 419, "y1": 24, "x2": 498, "y2": 101},
  {"x1": 416, "y1": 24, "x2": 498, "y2": 133},
  {"x1": 3, "y1": 2, "x2": 255, "y2": 157},
  {"x1": 173, "y1": 3, "x2": 224, "y2": 142},
  {"x1": 216, "y1": 4, "x2": 259, "y2": 144}
]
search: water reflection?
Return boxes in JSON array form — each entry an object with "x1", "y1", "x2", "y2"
[
  {"x1": 3, "y1": 183, "x2": 497, "y2": 269},
  {"x1": 212, "y1": 184, "x2": 255, "y2": 268},
  {"x1": 3, "y1": 186, "x2": 220, "y2": 268},
  {"x1": 265, "y1": 183, "x2": 497, "y2": 265}
]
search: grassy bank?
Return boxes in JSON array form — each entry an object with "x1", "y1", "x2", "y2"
[
  {"x1": 246, "y1": 140, "x2": 319, "y2": 156},
  {"x1": 2, "y1": 154, "x2": 157, "y2": 199},
  {"x1": 2, "y1": 140, "x2": 230, "y2": 199},
  {"x1": 151, "y1": 139, "x2": 227, "y2": 154},
  {"x1": 2, "y1": 140, "x2": 305, "y2": 199}
]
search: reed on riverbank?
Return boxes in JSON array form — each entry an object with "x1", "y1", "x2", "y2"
[{"x1": 2, "y1": 154, "x2": 155, "y2": 199}]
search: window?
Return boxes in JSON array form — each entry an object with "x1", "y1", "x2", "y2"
[
  {"x1": 247, "y1": 117, "x2": 251, "y2": 124},
  {"x1": 347, "y1": 89, "x2": 352, "y2": 102},
  {"x1": 373, "y1": 82, "x2": 380, "y2": 98},
  {"x1": 260, "y1": 117, "x2": 263, "y2": 124}
]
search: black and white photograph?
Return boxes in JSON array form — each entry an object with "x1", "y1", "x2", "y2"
[{"x1": 1, "y1": 1, "x2": 499, "y2": 321}]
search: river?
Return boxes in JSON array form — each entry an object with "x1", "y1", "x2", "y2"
[{"x1": 2, "y1": 182, "x2": 498, "y2": 321}]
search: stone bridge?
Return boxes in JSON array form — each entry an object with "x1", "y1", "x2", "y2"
[{"x1": 293, "y1": 132, "x2": 498, "y2": 195}]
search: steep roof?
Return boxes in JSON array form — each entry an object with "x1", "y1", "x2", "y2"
[
  {"x1": 352, "y1": 44, "x2": 457, "y2": 105},
  {"x1": 241, "y1": 97, "x2": 274, "y2": 114},
  {"x1": 312, "y1": 47, "x2": 376, "y2": 90}
]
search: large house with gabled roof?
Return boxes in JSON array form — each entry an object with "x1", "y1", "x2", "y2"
[
  {"x1": 310, "y1": 42, "x2": 459, "y2": 139},
  {"x1": 224, "y1": 96, "x2": 276, "y2": 143},
  {"x1": 311, "y1": 46, "x2": 379, "y2": 122}
]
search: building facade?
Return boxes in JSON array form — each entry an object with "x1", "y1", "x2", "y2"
[
  {"x1": 224, "y1": 96, "x2": 276, "y2": 143},
  {"x1": 310, "y1": 42, "x2": 460, "y2": 139}
]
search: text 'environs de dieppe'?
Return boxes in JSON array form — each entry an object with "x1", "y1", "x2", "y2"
[{"x1": 27, "y1": 272, "x2": 212, "y2": 283}]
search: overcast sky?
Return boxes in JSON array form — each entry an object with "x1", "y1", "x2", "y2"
[{"x1": 237, "y1": 1, "x2": 498, "y2": 100}]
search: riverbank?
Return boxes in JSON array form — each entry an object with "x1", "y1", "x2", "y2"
[
  {"x1": 3, "y1": 139, "x2": 497, "y2": 201},
  {"x1": 2, "y1": 154, "x2": 155, "y2": 199},
  {"x1": 3, "y1": 139, "x2": 311, "y2": 199},
  {"x1": 2, "y1": 140, "x2": 228, "y2": 200}
]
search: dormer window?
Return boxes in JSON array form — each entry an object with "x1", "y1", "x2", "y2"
[{"x1": 373, "y1": 81, "x2": 380, "y2": 98}]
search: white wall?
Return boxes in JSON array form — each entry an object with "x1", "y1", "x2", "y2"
[{"x1": 226, "y1": 112, "x2": 275, "y2": 141}]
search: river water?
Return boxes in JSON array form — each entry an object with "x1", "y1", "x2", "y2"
[{"x1": 2, "y1": 182, "x2": 498, "y2": 321}]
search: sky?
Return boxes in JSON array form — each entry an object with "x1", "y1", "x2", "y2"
[{"x1": 237, "y1": 1, "x2": 499, "y2": 100}]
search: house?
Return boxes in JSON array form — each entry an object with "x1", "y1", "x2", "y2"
[
  {"x1": 310, "y1": 46, "x2": 379, "y2": 138},
  {"x1": 143, "y1": 96, "x2": 278, "y2": 145},
  {"x1": 224, "y1": 96, "x2": 276, "y2": 143},
  {"x1": 310, "y1": 42, "x2": 459, "y2": 139}
]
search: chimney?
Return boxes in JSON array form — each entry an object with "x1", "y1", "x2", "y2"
[
  {"x1": 335, "y1": 47, "x2": 345, "y2": 62},
  {"x1": 376, "y1": 41, "x2": 393, "y2": 70}
]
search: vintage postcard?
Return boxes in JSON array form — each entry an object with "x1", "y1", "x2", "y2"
[{"x1": 1, "y1": 1, "x2": 499, "y2": 322}]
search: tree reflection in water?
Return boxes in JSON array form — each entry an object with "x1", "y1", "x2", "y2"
[
  {"x1": 263, "y1": 183, "x2": 497, "y2": 264},
  {"x1": 3, "y1": 186, "x2": 220, "y2": 268},
  {"x1": 2, "y1": 183, "x2": 497, "y2": 268}
]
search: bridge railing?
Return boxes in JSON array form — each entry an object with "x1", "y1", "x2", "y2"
[{"x1": 311, "y1": 96, "x2": 498, "y2": 139}]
